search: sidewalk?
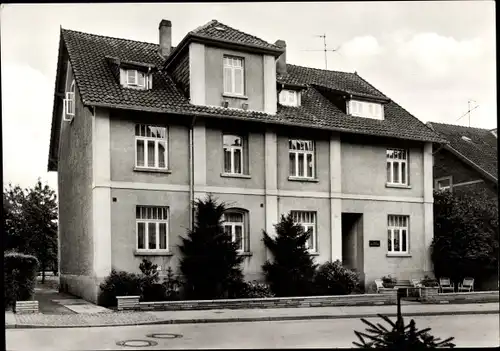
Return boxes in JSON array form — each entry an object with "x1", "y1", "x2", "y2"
[{"x1": 6, "y1": 302, "x2": 499, "y2": 329}]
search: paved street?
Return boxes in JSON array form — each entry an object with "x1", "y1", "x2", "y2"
[{"x1": 6, "y1": 314, "x2": 499, "y2": 349}]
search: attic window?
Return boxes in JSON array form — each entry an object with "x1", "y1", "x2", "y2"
[
  {"x1": 348, "y1": 99, "x2": 384, "y2": 120},
  {"x1": 279, "y1": 89, "x2": 300, "y2": 107},
  {"x1": 121, "y1": 68, "x2": 152, "y2": 90}
]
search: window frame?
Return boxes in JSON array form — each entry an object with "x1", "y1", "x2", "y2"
[
  {"x1": 124, "y1": 69, "x2": 151, "y2": 89},
  {"x1": 136, "y1": 206, "x2": 169, "y2": 252},
  {"x1": 135, "y1": 124, "x2": 168, "y2": 170},
  {"x1": 63, "y1": 80, "x2": 76, "y2": 121},
  {"x1": 386, "y1": 148, "x2": 409, "y2": 186},
  {"x1": 222, "y1": 133, "x2": 245, "y2": 175},
  {"x1": 288, "y1": 139, "x2": 315, "y2": 179},
  {"x1": 223, "y1": 55, "x2": 245, "y2": 96},
  {"x1": 387, "y1": 215, "x2": 409, "y2": 255},
  {"x1": 435, "y1": 176, "x2": 453, "y2": 192},
  {"x1": 291, "y1": 210, "x2": 317, "y2": 253},
  {"x1": 279, "y1": 89, "x2": 300, "y2": 107},
  {"x1": 222, "y1": 209, "x2": 248, "y2": 253},
  {"x1": 348, "y1": 100, "x2": 384, "y2": 120}
]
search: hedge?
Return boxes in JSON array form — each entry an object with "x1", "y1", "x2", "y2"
[{"x1": 4, "y1": 252, "x2": 39, "y2": 310}]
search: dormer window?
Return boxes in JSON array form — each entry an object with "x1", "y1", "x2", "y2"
[
  {"x1": 279, "y1": 89, "x2": 300, "y2": 107},
  {"x1": 121, "y1": 68, "x2": 152, "y2": 90},
  {"x1": 223, "y1": 56, "x2": 244, "y2": 96},
  {"x1": 63, "y1": 80, "x2": 75, "y2": 122},
  {"x1": 348, "y1": 100, "x2": 383, "y2": 120}
]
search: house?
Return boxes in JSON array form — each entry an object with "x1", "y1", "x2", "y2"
[
  {"x1": 48, "y1": 19, "x2": 445, "y2": 303},
  {"x1": 426, "y1": 122, "x2": 497, "y2": 199}
]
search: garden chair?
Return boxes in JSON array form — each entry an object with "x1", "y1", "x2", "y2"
[
  {"x1": 374, "y1": 279, "x2": 384, "y2": 293},
  {"x1": 439, "y1": 277, "x2": 454, "y2": 293},
  {"x1": 458, "y1": 277, "x2": 474, "y2": 292},
  {"x1": 411, "y1": 278, "x2": 423, "y2": 288}
]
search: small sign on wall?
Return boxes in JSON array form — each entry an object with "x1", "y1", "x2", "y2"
[{"x1": 369, "y1": 240, "x2": 381, "y2": 247}]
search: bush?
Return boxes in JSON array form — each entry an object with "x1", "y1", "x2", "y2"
[
  {"x1": 353, "y1": 314, "x2": 455, "y2": 348},
  {"x1": 382, "y1": 275, "x2": 397, "y2": 288},
  {"x1": 4, "y1": 252, "x2": 39, "y2": 309},
  {"x1": 238, "y1": 280, "x2": 275, "y2": 298},
  {"x1": 313, "y1": 260, "x2": 360, "y2": 295},
  {"x1": 262, "y1": 213, "x2": 317, "y2": 297},
  {"x1": 138, "y1": 259, "x2": 166, "y2": 302},
  {"x1": 98, "y1": 269, "x2": 142, "y2": 307},
  {"x1": 179, "y1": 195, "x2": 245, "y2": 300},
  {"x1": 162, "y1": 267, "x2": 182, "y2": 301}
]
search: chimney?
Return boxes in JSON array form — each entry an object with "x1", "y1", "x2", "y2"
[
  {"x1": 275, "y1": 39, "x2": 287, "y2": 75},
  {"x1": 159, "y1": 19, "x2": 172, "y2": 57}
]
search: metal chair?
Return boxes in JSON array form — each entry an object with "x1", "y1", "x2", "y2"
[
  {"x1": 458, "y1": 277, "x2": 474, "y2": 292},
  {"x1": 374, "y1": 279, "x2": 384, "y2": 293},
  {"x1": 439, "y1": 277, "x2": 455, "y2": 293}
]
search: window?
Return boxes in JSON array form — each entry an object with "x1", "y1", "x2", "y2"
[
  {"x1": 222, "y1": 210, "x2": 246, "y2": 252},
  {"x1": 435, "y1": 176, "x2": 452, "y2": 191},
  {"x1": 63, "y1": 80, "x2": 75, "y2": 121},
  {"x1": 136, "y1": 206, "x2": 169, "y2": 251},
  {"x1": 386, "y1": 148, "x2": 408, "y2": 185},
  {"x1": 387, "y1": 215, "x2": 409, "y2": 254},
  {"x1": 279, "y1": 90, "x2": 300, "y2": 107},
  {"x1": 289, "y1": 139, "x2": 315, "y2": 178},
  {"x1": 223, "y1": 56, "x2": 244, "y2": 96},
  {"x1": 125, "y1": 69, "x2": 151, "y2": 89},
  {"x1": 223, "y1": 134, "x2": 245, "y2": 174},
  {"x1": 349, "y1": 100, "x2": 383, "y2": 120},
  {"x1": 291, "y1": 211, "x2": 317, "y2": 252},
  {"x1": 135, "y1": 124, "x2": 167, "y2": 169}
]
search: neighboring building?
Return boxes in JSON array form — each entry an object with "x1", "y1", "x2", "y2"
[
  {"x1": 426, "y1": 122, "x2": 497, "y2": 199},
  {"x1": 48, "y1": 19, "x2": 445, "y2": 302}
]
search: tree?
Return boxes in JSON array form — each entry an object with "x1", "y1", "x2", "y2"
[
  {"x1": 3, "y1": 180, "x2": 58, "y2": 284},
  {"x1": 178, "y1": 195, "x2": 245, "y2": 300},
  {"x1": 431, "y1": 189, "x2": 498, "y2": 289},
  {"x1": 262, "y1": 213, "x2": 317, "y2": 297}
]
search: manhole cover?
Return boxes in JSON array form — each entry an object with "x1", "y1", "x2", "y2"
[
  {"x1": 146, "y1": 333, "x2": 183, "y2": 339},
  {"x1": 116, "y1": 339, "x2": 158, "y2": 347}
]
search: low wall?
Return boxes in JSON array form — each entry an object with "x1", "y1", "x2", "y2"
[
  {"x1": 423, "y1": 290, "x2": 499, "y2": 304},
  {"x1": 117, "y1": 291, "x2": 398, "y2": 311}
]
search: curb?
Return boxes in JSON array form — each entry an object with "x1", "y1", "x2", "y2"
[{"x1": 6, "y1": 309, "x2": 499, "y2": 329}]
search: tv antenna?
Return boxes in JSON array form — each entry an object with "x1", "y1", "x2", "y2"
[
  {"x1": 456, "y1": 99, "x2": 479, "y2": 127},
  {"x1": 301, "y1": 34, "x2": 341, "y2": 70}
]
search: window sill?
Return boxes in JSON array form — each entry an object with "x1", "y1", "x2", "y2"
[
  {"x1": 308, "y1": 251, "x2": 320, "y2": 256},
  {"x1": 237, "y1": 252, "x2": 253, "y2": 257},
  {"x1": 134, "y1": 250, "x2": 173, "y2": 256},
  {"x1": 220, "y1": 173, "x2": 251, "y2": 179},
  {"x1": 288, "y1": 176, "x2": 319, "y2": 183},
  {"x1": 222, "y1": 93, "x2": 248, "y2": 100},
  {"x1": 134, "y1": 167, "x2": 172, "y2": 174},
  {"x1": 386, "y1": 253, "x2": 411, "y2": 258},
  {"x1": 386, "y1": 183, "x2": 411, "y2": 189}
]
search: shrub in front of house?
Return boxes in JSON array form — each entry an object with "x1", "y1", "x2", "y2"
[
  {"x1": 4, "y1": 252, "x2": 39, "y2": 309},
  {"x1": 313, "y1": 260, "x2": 360, "y2": 295},
  {"x1": 262, "y1": 213, "x2": 317, "y2": 297},
  {"x1": 98, "y1": 269, "x2": 142, "y2": 307},
  {"x1": 162, "y1": 267, "x2": 182, "y2": 301},
  {"x1": 139, "y1": 259, "x2": 168, "y2": 302},
  {"x1": 238, "y1": 280, "x2": 275, "y2": 298},
  {"x1": 178, "y1": 195, "x2": 245, "y2": 300}
]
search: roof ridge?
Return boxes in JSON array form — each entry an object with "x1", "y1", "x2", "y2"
[
  {"x1": 286, "y1": 63, "x2": 354, "y2": 75},
  {"x1": 61, "y1": 27, "x2": 159, "y2": 47},
  {"x1": 189, "y1": 19, "x2": 218, "y2": 34},
  {"x1": 217, "y1": 20, "x2": 279, "y2": 48},
  {"x1": 428, "y1": 121, "x2": 494, "y2": 132}
]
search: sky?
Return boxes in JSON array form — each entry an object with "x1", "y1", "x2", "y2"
[{"x1": 1, "y1": 1, "x2": 496, "y2": 193}]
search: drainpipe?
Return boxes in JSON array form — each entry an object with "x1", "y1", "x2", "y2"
[{"x1": 189, "y1": 116, "x2": 196, "y2": 230}]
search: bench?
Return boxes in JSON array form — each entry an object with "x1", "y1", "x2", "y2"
[{"x1": 15, "y1": 300, "x2": 39, "y2": 314}]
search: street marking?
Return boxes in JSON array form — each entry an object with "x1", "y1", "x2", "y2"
[{"x1": 116, "y1": 340, "x2": 157, "y2": 347}]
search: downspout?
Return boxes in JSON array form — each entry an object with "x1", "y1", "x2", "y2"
[{"x1": 189, "y1": 116, "x2": 197, "y2": 230}]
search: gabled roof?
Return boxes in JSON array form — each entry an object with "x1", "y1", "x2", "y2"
[
  {"x1": 49, "y1": 23, "x2": 446, "y2": 171},
  {"x1": 189, "y1": 19, "x2": 280, "y2": 52},
  {"x1": 427, "y1": 122, "x2": 498, "y2": 182}
]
